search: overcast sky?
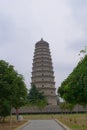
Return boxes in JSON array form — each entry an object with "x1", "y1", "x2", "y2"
[{"x1": 0, "y1": 0, "x2": 87, "y2": 91}]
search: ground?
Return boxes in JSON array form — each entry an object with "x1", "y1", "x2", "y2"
[{"x1": 0, "y1": 114, "x2": 87, "y2": 130}]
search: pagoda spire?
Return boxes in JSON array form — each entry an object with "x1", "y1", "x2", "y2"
[{"x1": 41, "y1": 38, "x2": 43, "y2": 41}]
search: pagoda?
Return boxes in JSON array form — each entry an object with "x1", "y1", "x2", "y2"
[{"x1": 31, "y1": 38, "x2": 57, "y2": 105}]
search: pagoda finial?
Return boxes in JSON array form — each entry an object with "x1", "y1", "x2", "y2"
[{"x1": 41, "y1": 38, "x2": 43, "y2": 41}]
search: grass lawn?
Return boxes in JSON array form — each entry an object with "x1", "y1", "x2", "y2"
[
  {"x1": 55, "y1": 114, "x2": 87, "y2": 130},
  {"x1": 0, "y1": 114, "x2": 87, "y2": 130}
]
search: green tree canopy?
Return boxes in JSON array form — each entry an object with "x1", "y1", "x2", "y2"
[
  {"x1": 0, "y1": 60, "x2": 27, "y2": 120},
  {"x1": 27, "y1": 84, "x2": 47, "y2": 108},
  {"x1": 58, "y1": 54, "x2": 87, "y2": 106}
]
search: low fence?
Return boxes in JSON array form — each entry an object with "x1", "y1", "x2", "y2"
[{"x1": 12, "y1": 105, "x2": 87, "y2": 114}]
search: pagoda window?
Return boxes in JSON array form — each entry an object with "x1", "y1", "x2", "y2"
[{"x1": 42, "y1": 85, "x2": 44, "y2": 87}]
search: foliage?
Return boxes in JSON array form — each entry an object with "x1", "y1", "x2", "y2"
[
  {"x1": 0, "y1": 60, "x2": 28, "y2": 120},
  {"x1": 58, "y1": 55, "x2": 87, "y2": 106},
  {"x1": 27, "y1": 84, "x2": 47, "y2": 108},
  {"x1": 59, "y1": 102, "x2": 74, "y2": 113},
  {"x1": 11, "y1": 75, "x2": 28, "y2": 109},
  {"x1": 79, "y1": 46, "x2": 87, "y2": 59},
  {"x1": 0, "y1": 100, "x2": 11, "y2": 122}
]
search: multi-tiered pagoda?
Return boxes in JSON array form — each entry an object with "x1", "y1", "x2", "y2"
[{"x1": 31, "y1": 38, "x2": 57, "y2": 105}]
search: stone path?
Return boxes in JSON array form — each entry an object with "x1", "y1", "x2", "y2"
[{"x1": 18, "y1": 120, "x2": 66, "y2": 130}]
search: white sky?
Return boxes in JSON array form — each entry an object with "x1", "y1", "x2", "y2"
[{"x1": 0, "y1": 0, "x2": 87, "y2": 91}]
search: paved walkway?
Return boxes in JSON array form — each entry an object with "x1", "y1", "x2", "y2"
[{"x1": 18, "y1": 120, "x2": 65, "y2": 130}]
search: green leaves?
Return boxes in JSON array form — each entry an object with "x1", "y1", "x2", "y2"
[
  {"x1": 0, "y1": 60, "x2": 27, "y2": 119},
  {"x1": 58, "y1": 55, "x2": 87, "y2": 106},
  {"x1": 27, "y1": 84, "x2": 47, "y2": 108}
]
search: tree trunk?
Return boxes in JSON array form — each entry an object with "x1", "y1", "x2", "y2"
[{"x1": 16, "y1": 108, "x2": 19, "y2": 121}]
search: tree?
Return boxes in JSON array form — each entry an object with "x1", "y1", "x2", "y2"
[
  {"x1": 0, "y1": 100, "x2": 11, "y2": 122},
  {"x1": 79, "y1": 46, "x2": 87, "y2": 59},
  {"x1": 0, "y1": 60, "x2": 27, "y2": 121},
  {"x1": 58, "y1": 54, "x2": 87, "y2": 106},
  {"x1": 27, "y1": 84, "x2": 47, "y2": 108},
  {"x1": 59, "y1": 102, "x2": 74, "y2": 114}
]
